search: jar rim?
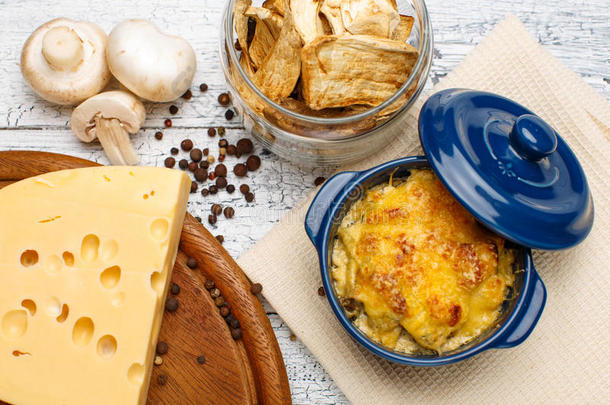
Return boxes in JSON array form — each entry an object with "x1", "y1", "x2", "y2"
[{"x1": 222, "y1": 0, "x2": 433, "y2": 130}]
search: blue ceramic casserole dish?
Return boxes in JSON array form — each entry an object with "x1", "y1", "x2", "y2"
[{"x1": 304, "y1": 89, "x2": 593, "y2": 366}]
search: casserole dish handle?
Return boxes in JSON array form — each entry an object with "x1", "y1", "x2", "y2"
[
  {"x1": 305, "y1": 171, "x2": 360, "y2": 248},
  {"x1": 494, "y1": 257, "x2": 547, "y2": 349}
]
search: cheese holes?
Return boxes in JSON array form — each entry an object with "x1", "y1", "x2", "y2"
[
  {"x1": 111, "y1": 292, "x2": 125, "y2": 307},
  {"x1": 56, "y1": 304, "x2": 69, "y2": 323},
  {"x1": 20, "y1": 250, "x2": 39, "y2": 267},
  {"x1": 150, "y1": 272, "x2": 164, "y2": 295},
  {"x1": 21, "y1": 300, "x2": 36, "y2": 316},
  {"x1": 127, "y1": 363, "x2": 145, "y2": 385},
  {"x1": 1, "y1": 310, "x2": 28, "y2": 339},
  {"x1": 44, "y1": 255, "x2": 62, "y2": 275},
  {"x1": 45, "y1": 297, "x2": 62, "y2": 317},
  {"x1": 150, "y1": 218, "x2": 169, "y2": 241},
  {"x1": 81, "y1": 234, "x2": 100, "y2": 263},
  {"x1": 72, "y1": 317, "x2": 94, "y2": 346},
  {"x1": 62, "y1": 251, "x2": 75, "y2": 266},
  {"x1": 97, "y1": 335, "x2": 117, "y2": 359},
  {"x1": 101, "y1": 239, "x2": 119, "y2": 262},
  {"x1": 100, "y1": 266, "x2": 121, "y2": 289}
]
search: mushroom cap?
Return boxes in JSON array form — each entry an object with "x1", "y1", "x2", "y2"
[
  {"x1": 21, "y1": 18, "x2": 111, "y2": 105},
  {"x1": 107, "y1": 19, "x2": 196, "y2": 102},
  {"x1": 71, "y1": 90, "x2": 146, "y2": 143}
]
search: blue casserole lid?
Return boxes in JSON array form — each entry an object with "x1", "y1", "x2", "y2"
[{"x1": 419, "y1": 89, "x2": 593, "y2": 250}]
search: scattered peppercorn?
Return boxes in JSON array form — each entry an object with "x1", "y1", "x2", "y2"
[
  {"x1": 169, "y1": 105, "x2": 178, "y2": 115},
  {"x1": 218, "y1": 127, "x2": 226, "y2": 136},
  {"x1": 164, "y1": 118, "x2": 172, "y2": 128},
  {"x1": 239, "y1": 184, "x2": 250, "y2": 194},
  {"x1": 251, "y1": 283, "x2": 263, "y2": 295},
  {"x1": 190, "y1": 181, "x2": 198, "y2": 193},
  {"x1": 199, "y1": 83, "x2": 208, "y2": 92},
  {"x1": 197, "y1": 355, "x2": 206, "y2": 365},
  {"x1": 218, "y1": 154, "x2": 226, "y2": 162},
  {"x1": 220, "y1": 306, "x2": 230, "y2": 317},
  {"x1": 170, "y1": 147, "x2": 179, "y2": 155},
  {"x1": 186, "y1": 257, "x2": 198, "y2": 269},
  {"x1": 245, "y1": 192, "x2": 255, "y2": 202},
  {"x1": 164, "y1": 157, "x2": 176, "y2": 168},
  {"x1": 170, "y1": 283, "x2": 180, "y2": 295},
  {"x1": 157, "y1": 374, "x2": 167, "y2": 386},
  {"x1": 231, "y1": 328, "x2": 243, "y2": 340},
  {"x1": 179, "y1": 159, "x2": 188, "y2": 170},
  {"x1": 215, "y1": 297, "x2": 225, "y2": 307},
  {"x1": 208, "y1": 172, "x2": 216, "y2": 181},
  {"x1": 190, "y1": 148, "x2": 203, "y2": 162},
  {"x1": 188, "y1": 162, "x2": 198, "y2": 172},
  {"x1": 236, "y1": 138, "x2": 254, "y2": 155},
  {"x1": 211, "y1": 204, "x2": 223, "y2": 215},
  {"x1": 227, "y1": 145, "x2": 237, "y2": 156},
  {"x1": 218, "y1": 139, "x2": 228, "y2": 148},
  {"x1": 181, "y1": 139, "x2": 193, "y2": 151},
  {"x1": 156, "y1": 341, "x2": 169, "y2": 355},
  {"x1": 225, "y1": 109, "x2": 235, "y2": 120},
  {"x1": 314, "y1": 177, "x2": 326, "y2": 186},
  {"x1": 200, "y1": 161, "x2": 209, "y2": 169},
  {"x1": 318, "y1": 286, "x2": 326, "y2": 296},
  {"x1": 218, "y1": 92, "x2": 230, "y2": 106},
  {"x1": 226, "y1": 184, "x2": 235, "y2": 193},
  {"x1": 155, "y1": 131, "x2": 163, "y2": 140},
  {"x1": 196, "y1": 216, "x2": 202, "y2": 222},
  {"x1": 216, "y1": 177, "x2": 227, "y2": 188},
  {"x1": 246, "y1": 155, "x2": 261, "y2": 171},
  {"x1": 194, "y1": 168, "x2": 207, "y2": 182},
  {"x1": 205, "y1": 279, "x2": 215, "y2": 290},
  {"x1": 208, "y1": 214, "x2": 217, "y2": 225},
  {"x1": 165, "y1": 297, "x2": 179, "y2": 312},
  {"x1": 201, "y1": 188, "x2": 209, "y2": 196},
  {"x1": 182, "y1": 89, "x2": 193, "y2": 99},
  {"x1": 210, "y1": 288, "x2": 221, "y2": 298},
  {"x1": 215, "y1": 164, "x2": 228, "y2": 177},
  {"x1": 209, "y1": 185, "x2": 218, "y2": 194},
  {"x1": 224, "y1": 207, "x2": 235, "y2": 218},
  {"x1": 215, "y1": 235, "x2": 224, "y2": 244},
  {"x1": 207, "y1": 128, "x2": 216, "y2": 137},
  {"x1": 207, "y1": 155, "x2": 216, "y2": 164},
  {"x1": 219, "y1": 148, "x2": 227, "y2": 156},
  {"x1": 154, "y1": 356, "x2": 163, "y2": 366},
  {"x1": 234, "y1": 164, "x2": 247, "y2": 177}
]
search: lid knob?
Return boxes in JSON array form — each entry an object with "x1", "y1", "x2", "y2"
[{"x1": 510, "y1": 114, "x2": 558, "y2": 161}]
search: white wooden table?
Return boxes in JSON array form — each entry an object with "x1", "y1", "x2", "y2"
[{"x1": 1, "y1": 0, "x2": 608, "y2": 403}]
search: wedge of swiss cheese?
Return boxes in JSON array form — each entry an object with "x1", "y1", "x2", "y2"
[{"x1": 0, "y1": 166, "x2": 190, "y2": 405}]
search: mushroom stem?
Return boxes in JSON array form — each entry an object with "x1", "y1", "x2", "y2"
[
  {"x1": 95, "y1": 117, "x2": 140, "y2": 165},
  {"x1": 42, "y1": 26, "x2": 84, "y2": 71}
]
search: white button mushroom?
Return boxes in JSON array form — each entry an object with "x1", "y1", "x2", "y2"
[
  {"x1": 106, "y1": 20, "x2": 196, "y2": 102},
  {"x1": 71, "y1": 91, "x2": 145, "y2": 166},
  {"x1": 21, "y1": 18, "x2": 111, "y2": 105}
]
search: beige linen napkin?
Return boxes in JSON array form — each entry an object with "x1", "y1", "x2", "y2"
[{"x1": 239, "y1": 15, "x2": 610, "y2": 403}]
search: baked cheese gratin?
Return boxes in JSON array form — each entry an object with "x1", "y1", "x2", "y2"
[{"x1": 331, "y1": 169, "x2": 516, "y2": 354}]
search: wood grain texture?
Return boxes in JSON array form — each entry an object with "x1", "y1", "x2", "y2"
[
  {"x1": 0, "y1": 0, "x2": 608, "y2": 402},
  {"x1": 0, "y1": 151, "x2": 290, "y2": 405}
]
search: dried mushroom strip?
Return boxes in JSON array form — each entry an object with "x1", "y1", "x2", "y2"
[
  {"x1": 340, "y1": 0, "x2": 400, "y2": 38},
  {"x1": 391, "y1": 15, "x2": 415, "y2": 43},
  {"x1": 320, "y1": 0, "x2": 345, "y2": 35},
  {"x1": 252, "y1": 7, "x2": 302, "y2": 101},
  {"x1": 301, "y1": 34, "x2": 418, "y2": 110},
  {"x1": 234, "y1": 0, "x2": 252, "y2": 58},
  {"x1": 290, "y1": 0, "x2": 326, "y2": 43},
  {"x1": 245, "y1": 6, "x2": 284, "y2": 38},
  {"x1": 263, "y1": 0, "x2": 286, "y2": 16},
  {"x1": 249, "y1": 15, "x2": 277, "y2": 69}
]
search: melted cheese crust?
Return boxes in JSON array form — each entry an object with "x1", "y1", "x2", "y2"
[{"x1": 332, "y1": 169, "x2": 515, "y2": 353}]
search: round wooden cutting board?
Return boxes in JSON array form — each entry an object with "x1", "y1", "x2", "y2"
[{"x1": 0, "y1": 151, "x2": 291, "y2": 405}]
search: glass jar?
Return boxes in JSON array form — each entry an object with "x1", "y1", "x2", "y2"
[{"x1": 220, "y1": 0, "x2": 433, "y2": 166}]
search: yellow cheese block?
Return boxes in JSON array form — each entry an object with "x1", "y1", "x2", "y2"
[{"x1": 0, "y1": 166, "x2": 190, "y2": 405}]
